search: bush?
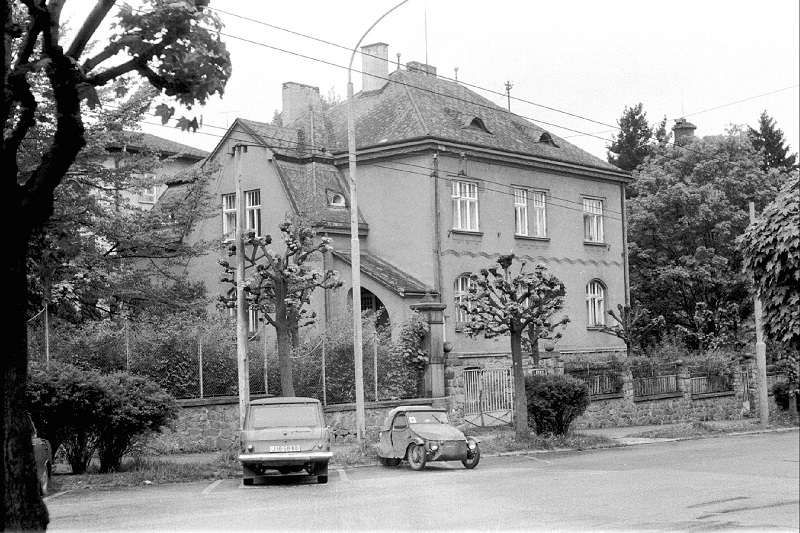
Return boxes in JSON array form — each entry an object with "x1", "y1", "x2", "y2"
[
  {"x1": 27, "y1": 362, "x2": 178, "y2": 474},
  {"x1": 772, "y1": 382, "x2": 799, "y2": 411},
  {"x1": 525, "y1": 374, "x2": 590, "y2": 435},
  {"x1": 95, "y1": 373, "x2": 178, "y2": 472}
]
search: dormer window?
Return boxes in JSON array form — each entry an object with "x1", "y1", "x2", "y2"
[
  {"x1": 330, "y1": 193, "x2": 346, "y2": 207},
  {"x1": 468, "y1": 117, "x2": 490, "y2": 134},
  {"x1": 539, "y1": 132, "x2": 558, "y2": 147}
]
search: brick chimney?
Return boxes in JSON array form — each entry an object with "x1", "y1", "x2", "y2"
[
  {"x1": 281, "y1": 82, "x2": 321, "y2": 126},
  {"x1": 406, "y1": 61, "x2": 437, "y2": 77},
  {"x1": 361, "y1": 42, "x2": 389, "y2": 93},
  {"x1": 672, "y1": 118, "x2": 697, "y2": 146}
]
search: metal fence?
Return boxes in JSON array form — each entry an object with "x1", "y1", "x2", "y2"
[
  {"x1": 463, "y1": 368, "x2": 514, "y2": 427},
  {"x1": 26, "y1": 311, "x2": 417, "y2": 405},
  {"x1": 633, "y1": 375, "x2": 678, "y2": 397},
  {"x1": 690, "y1": 374, "x2": 735, "y2": 395}
]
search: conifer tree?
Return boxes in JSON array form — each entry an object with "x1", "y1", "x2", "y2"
[{"x1": 748, "y1": 111, "x2": 798, "y2": 172}]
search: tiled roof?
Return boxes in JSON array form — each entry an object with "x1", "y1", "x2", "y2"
[
  {"x1": 110, "y1": 131, "x2": 209, "y2": 160},
  {"x1": 333, "y1": 250, "x2": 437, "y2": 298},
  {"x1": 326, "y1": 68, "x2": 625, "y2": 175}
]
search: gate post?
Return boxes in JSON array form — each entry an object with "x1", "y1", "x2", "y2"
[{"x1": 410, "y1": 295, "x2": 447, "y2": 398}]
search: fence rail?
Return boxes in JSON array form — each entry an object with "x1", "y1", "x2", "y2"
[
  {"x1": 633, "y1": 374, "x2": 678, "y2": 397},
  {"x1": 766, "y1": 373, "x2": 788, "y2": 392},
  {"x1": 690, "y1": 374, "x2": 734, "y2": 395}
]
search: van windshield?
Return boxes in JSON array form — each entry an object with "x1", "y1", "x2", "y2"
[{"x1": 249, "y1": 403, "x2": 320, "y2": 429}]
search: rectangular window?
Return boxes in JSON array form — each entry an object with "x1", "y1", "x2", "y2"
[
  {"x1": 138, "y1": 186, "x2": 157, "y2": 204},
  {"x1": 586, "y1": 281, "x2": 606, "y2": 326},
  {"x1": 531, "y1": 191, "x2": 547, "y2": 237},
  {"x1": 452, "y1": 181, "x2": 479, "y2": 231},
  {"x1": 248, "y1": 307, "x2": 260, "y2": 333},
  {"x1": 454, "y1": 275, "x2": 475, "y2": 324},
  {"x1": 246, "y1": 190, "x2": 261, "y2": 237},
  {"x1": 514, "y1": 188, "x2": 528, "y2": 236},
  {"x1": 583, "y1": 198, "x2": 604, "y2": 243},
  {"x1": 222, "y1": 193, "x2": 236, "y2": 241}
]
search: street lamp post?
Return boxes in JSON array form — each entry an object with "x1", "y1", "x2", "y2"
[{"x1": 346, "y1": 0, "x2": 409, "y2": 443}]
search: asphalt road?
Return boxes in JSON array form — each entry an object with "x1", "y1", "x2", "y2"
[{"x1": 46, "y1": 430, "x2": 799, "y2": 532}]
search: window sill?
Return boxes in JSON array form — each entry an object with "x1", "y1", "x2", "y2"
[
  {"x1": 583, "y1": 241, "x2": 607, "y2": 247},
  {"x1": 450, "y1": 229, "x2": 483, "y2": 237},
  {"x1": 586, "y1": 326, "x2": 606, "y2": 331},
  {"x1": 515, "y1": 235, "x2": 549, "y2": 242}
]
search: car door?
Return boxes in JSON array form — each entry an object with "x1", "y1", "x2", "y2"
[{"x1": 391, "y1": 413, "x2": 410, "y2": 457}]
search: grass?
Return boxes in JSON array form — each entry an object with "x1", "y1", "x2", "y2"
[
  {"x1": 465, "y1": 426, "x2": 619, "y2": 454},
  {"x1": 631, "y1": 412, "x2": 799, "y2": 439}
]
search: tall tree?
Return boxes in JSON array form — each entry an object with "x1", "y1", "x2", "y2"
[
  {"x1": 607, "y1": 103, "x2": 654, "y2": 172},
  {"x1": 3, "y1": 1, "x2": 230, "y2": 529},
  {"x1": 628, "y1": 128, "x2": 782, "y2": 348},
  {"x1": 460, "y1": 255, "x2": 570, "y2": 439},
  {"x1": 748, "y1": 111, "x2": 798, "y2": 173},
  {"x1": 218, "y1": 222, "x2": 341, "y2": 396}
]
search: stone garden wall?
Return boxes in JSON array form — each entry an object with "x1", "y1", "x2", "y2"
[{"x1": 150, "y1": 395, "x2": 460, "y2": 452}]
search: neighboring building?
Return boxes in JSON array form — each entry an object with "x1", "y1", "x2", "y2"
[
  {"x1": 163, "y1": 43, "x2": 630, "y2": 358},
  {"x1": 105, "y1": 131, "x2": 209, "y2": 208}
]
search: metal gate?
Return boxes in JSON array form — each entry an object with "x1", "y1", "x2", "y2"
[{"x1": 463, "y1": 368, "x2": 514, "y2": 427}]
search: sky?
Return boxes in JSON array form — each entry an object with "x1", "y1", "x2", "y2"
[{"x1": 66, "y1": 0, "x2": 800, "y2": 162}]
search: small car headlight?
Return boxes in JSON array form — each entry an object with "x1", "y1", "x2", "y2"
[
  {"x1": 246, "y1": 444, "x2": 254, "y2": 452},
  {"x1": 429, "y1": 442, "x2": 439, "y2": 451},
  {"x1": 468, "y1": 441, "x2": 477, "y2": 450}
]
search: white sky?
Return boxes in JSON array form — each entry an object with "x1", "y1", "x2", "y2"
[{"x1": 68, "y1": 0, "x2": 800, "y2": 162}]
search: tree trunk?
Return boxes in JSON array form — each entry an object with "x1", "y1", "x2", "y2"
[
  {"x1": 510, "y1": 330, "x2": 530, "y2": 439},
  {"x1": 274, "y1": 280, "x2": 295, "y2": 396},
  {"x1": 528, "y1": 326, "x2": 540, "y2": 367},
  {"x1": 3, "y1": 235, "x2": 50, "y2": 531}
]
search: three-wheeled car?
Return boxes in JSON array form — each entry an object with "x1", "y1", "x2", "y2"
[{"x1": 377, "y1": 406, "x2": 480, "y2": 470}]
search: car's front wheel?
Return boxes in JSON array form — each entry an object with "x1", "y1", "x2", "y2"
[
  {"x1": 407, "y1": 444, "x2": 427, "y2": 471},
  {"x1": 39, "y1": 462, "x2": 51, "y2": 495},
  {"x1": 462, "y1": 444, "x2": 481, "y2": 469}
]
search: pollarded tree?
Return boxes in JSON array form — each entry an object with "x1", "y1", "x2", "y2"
[
  {"x1": 460, "y1": 255, "x2": 570, "y2": 439},
  {"x1": 3, "y1": 2, "x2": 231, "y2": 529},
  {"x1": 598, "y1": 303, "x2": 665, "y2": 357},
  {"x1": 748, "y1": 111, "x2": 798, "y2": 173},
  {"x1": 219, "y1": 222, "x2": 341, "y2": 396}
]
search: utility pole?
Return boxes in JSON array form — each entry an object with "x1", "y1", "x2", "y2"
[
  {"x1": 749, "y1": 202, "x2": 769, "y2": 426},
  {"x1": 504, "y1": 81, "x2": 513, "y2": 111},
  {"x1": 235, "y1": 144, "x2": 250, "y2": 430}
]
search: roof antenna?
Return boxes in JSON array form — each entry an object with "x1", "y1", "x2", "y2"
[
  {"x1": 397, "y1": 52, "x2": 401, "y2": 70},
  {"x1": 504, "y1": 81, "x2": 513, "y2": 111},
  {"x1": 454, "y1": 67, "x2": 459, "y2": 84}
]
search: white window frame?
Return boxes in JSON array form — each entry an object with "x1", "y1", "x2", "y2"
[
  {"x1": 138, "y1": 185, "x2": 157, "y2": 204},
  {"x1": 452, "y1": 181, "x2": 479, "y2": 231},
  {"x1": 248, "y1": 306, "x2": 260, "y2": 333},
  {"x1": 531, "y1": 191, "x2": 547, "y2": 238},
  {"x1": 222, "y1": 193, "x2": 236, "y2": 241},
  {"x1": 586, "y1": 280, "x2": 606, "y2": 327},
  {"x1": 514, "y1": 188, "x2": 528, "y2": 236},
  {"x1": 583, "y1": 198, "x2": 604, "y2": 243},
  {"x1": 454, "y1": 274, "x2": 475, "y2": 325},
  {"x1": 245, "y1": 189, "x2": 261, "y2": 237}
]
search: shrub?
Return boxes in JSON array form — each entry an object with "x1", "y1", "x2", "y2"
[
  {"x1": 95, "y1": 373, "x2": 178, "y2": 472},
  {"x1": 27, "y1": 362, "x2": 178, "y2": 474},
  {"x1": 27, "y1": 362, "x2": 107, "y2": 474},
  {"x1": 525, "y1": 374, "x2": 590, "y2": 435},
  {"x1": 772, "y1": 382, "x2": 799, "y2": 411}
]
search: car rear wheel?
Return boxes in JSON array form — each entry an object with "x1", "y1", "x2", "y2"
[
  {"x1": 462, "y1": 444, "x2": 481, "y2": 469},
  {"x1": 407, "y1": 444, "x2": 427, "y2": 471}
]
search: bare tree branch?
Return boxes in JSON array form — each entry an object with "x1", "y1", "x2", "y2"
[{"x1": 65, "y1": 0, "x2": 117, "y2": 60}]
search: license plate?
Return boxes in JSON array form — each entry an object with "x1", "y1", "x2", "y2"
[{"x1": 269, "y1": 445, "x2": 300, "y2": 452}]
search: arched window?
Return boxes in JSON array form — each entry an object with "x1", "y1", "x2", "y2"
[
  {"x1": 330, "y1": 193, "x2": 346, "y2": 207},
  {"x1": 586, "y1": 280, "x2": 606, "y2": 327},
  {"x1": 454, "y1": 274, "x2": 476, "y2": 327}
]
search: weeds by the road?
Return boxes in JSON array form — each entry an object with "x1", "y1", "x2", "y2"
[
  {"x1": 466, "y1": 426, "x2": 618, "y2": 454},
  {"x1": 632, "y1": 412, "x2": 799, "y2": 439}
]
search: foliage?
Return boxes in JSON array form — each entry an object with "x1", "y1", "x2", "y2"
[
  {"x1": 5, "y1": 1, "x2": 232, "y2": 526},
  {"x1": 683, "y1": 350, "x2": 738, "y2": 380},
  {"x1": 628, "y1": 128, "x2": 782, "y2": 349},
  {"x1": 524, "y1": 374, "x2": 590, "y2": 435},
  {"x1": 218, "y1": 221, "x2": 341, "y2": 396},
  {"x1": 607, "y1": 103, "x2": 659, "y2": 172},
  {"x1": 740, "y1": 176, "x2": 800, "y2": 350},
  {"x1": 460, "y1": 255, "x2": 570, "y2": 438},
  {"x1": 772, "y1": 382, "x2": 800, "y2": 411},
  {"x1": 27, "y1": 363, "x2": 177, "y2": 474},
  {"x1": 597, "y1": 303, "x2": 665, "y2": 356},
  {"x1": 675, "y1": 302, "x2": 744, "y2": 353},
  {"x1": 27, "y1": 362, "x2": 106, "y2": 474},
  {"x1": 95, "y1": 373, "x2": 178, "y2": 473},
  {"x1": 748, "y1": 111, "x2": 798, "y2": 173}
]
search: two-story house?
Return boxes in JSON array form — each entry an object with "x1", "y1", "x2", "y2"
[{"x1": 164, "y1": 42, "x2": 630, "y2": 361}]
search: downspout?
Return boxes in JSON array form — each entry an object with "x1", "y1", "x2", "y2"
[{"x1": 432, "y1": 152, "x2": 443, "y2": 300}]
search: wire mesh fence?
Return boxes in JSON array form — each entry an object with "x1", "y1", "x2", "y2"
[{"x1": 27, "y1": 310, "x2": 421, "y2": 404}]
